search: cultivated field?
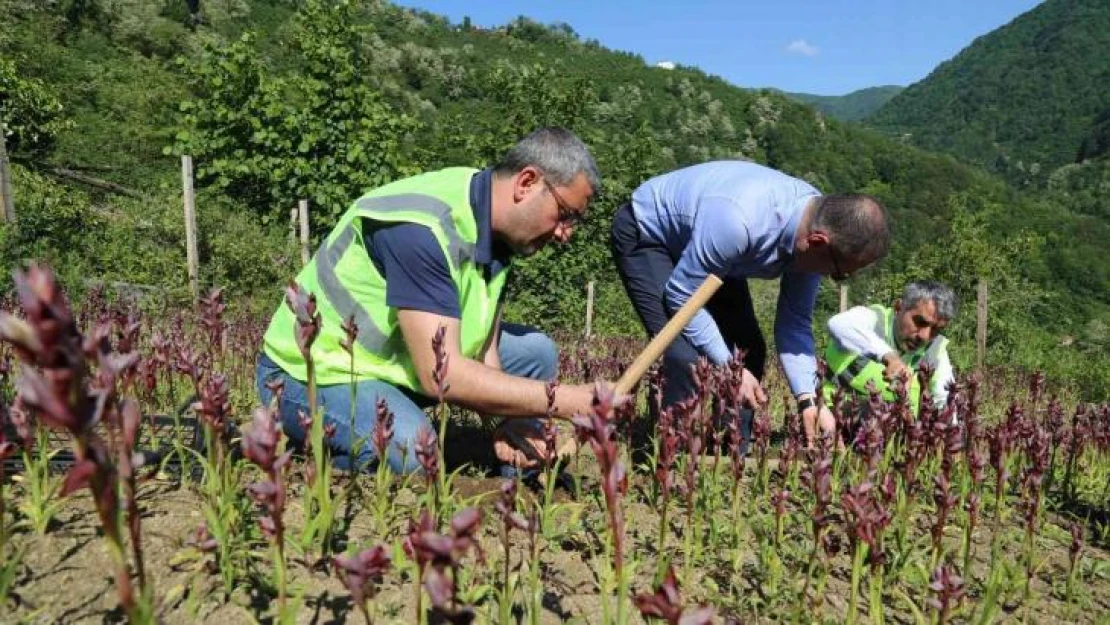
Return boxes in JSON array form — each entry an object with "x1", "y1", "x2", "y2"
[{"x1": 1, "y1": 265, "x2": 1108, "y2": 624}]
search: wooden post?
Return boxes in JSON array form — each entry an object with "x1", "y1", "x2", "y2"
[
  {"x1": 839, "y1": 283, "x2": 848, "y2": 312},
  {"x1": 298, "y1": 199, "x2": 310, "y2": 265},
  {"x1": 585, "y1": 280, "x2": 595, "y2": 339},
  {"x1": 977, "y1": 280, "x2": 988, "y2": 371},
  {"x1": 0, "y1": 129, "x2": 14, "y2": 223},
  {"x1": 181, "y1": 155, "x2": 199, "y2": 303}
]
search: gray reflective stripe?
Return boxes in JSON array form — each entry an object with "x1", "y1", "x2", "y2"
[
  {"x1": 313, "y1": 227, "x2": 394, "y2": 354},
  {"x1": 313, "y1": 192, "x2": 477, "y2": 357},
  {"x1": 839, "y1": 356, "x2": 870, "y2": 387},
  {"x1": 354, "y1": 193, "x2": 475, "y2": 267}
]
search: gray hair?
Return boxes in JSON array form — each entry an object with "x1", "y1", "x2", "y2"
[
  {"x1": 902, "y1": 280, "x2": 958, "y2": 320},
  {"x1": 812, "y1": 194, "x2": 891, "y2": 262},
  {"x1": 494, "y1": 127, "x2": 601, "y2": 192}
]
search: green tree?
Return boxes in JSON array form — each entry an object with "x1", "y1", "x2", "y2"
[
  {"x1": 871, "y1": 193, "x2": 1045, "y2": 369},
  {"x1": 0, "y1": 58, "x2": 70, "y2": 157},
  {"x1": 172, "y1": 0, "x2": 420, "y2": 232}
]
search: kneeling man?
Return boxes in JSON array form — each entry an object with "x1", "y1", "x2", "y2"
[{"x1": 823, "y1": 280, "x2": 957, "y2": 417}]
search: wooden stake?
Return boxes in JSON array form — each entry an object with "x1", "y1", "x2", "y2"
[
  {"x1": 585, "y1": 280, "x2": 595, "y2": 339},
  {"x1": 839, "y1": 283, "x2": 848, "y2": 312},
  {"x1": 299, "y1": 199, "x2": 310, "y2": 265},
  {"x1": 181, "y1": 155, "x2": 199, "y2": 303},
  {"x1": 977, "y1": 280, "x2": 988, "y2": 371},
  {"x1": 0, "y1": 130, "x2": 14, "y2": 223}
]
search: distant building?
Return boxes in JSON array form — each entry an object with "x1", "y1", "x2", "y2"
[{"x1": 655, "y1": 61, "x2": 676, "y2": 70}]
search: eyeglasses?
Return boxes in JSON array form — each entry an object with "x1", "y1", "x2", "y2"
[
  {"x1": 829, "y1": 246, "x2": 850, "y2": 282},
  {"x1": 542, "y1": 178, "x2": 585, "y2": 228}
]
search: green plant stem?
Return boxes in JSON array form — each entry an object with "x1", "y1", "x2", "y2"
[
  {"x1": 436, "y1": 401, "x2": 448, "y2": 520},
  {"x1": 500, "y1": 524, "x2": 513, "y2": 625},
  {"x1": 373, "y1": 460, "x2": 391, "y2": 536},
  {"x1": 415, "y1": 565, "x2": 425, "y2": 625},
  {"x1": 869, "y1": 565, "x2": 885, "y2": 625},
  {"x1": 20, "y1": 431, "x2": 63, "y2": 535},
  {"x1": 527, "y1": 520, "x2": 542, "y2": 625},
  {"x1": 961, "y1": 506, "x2": 978, "y2": 579},
  {"x1": 305, "y1": 356, "x2": 336, "y2": 560},
  {"x1": 80, "y1": 436, "x2": 141, "y2": 622},
  {"x1": 792, "y1": 547, "x2": 819, "y2": 624},
  {"x1": 656, "y1": 494, "x2": 669, "y2": 571},
  {"x1": 0, "y1": 464, "x2": 7, "y2": 551},
  {"x1": 348, "y1": 353, "x2": 360, "y2": 475},
  {"x1": 1022, "y1": 504, "x2": 1039, "y2": 603},
  {"x1": 847, "y1": 541, "x2": 866, "y2": 625},
  {"x1": 1065, "y1": 553, "x2": 1079, "y2": 604},
  {"x1": 274, "y1": 541, "x2": 287, "y2": 610}
]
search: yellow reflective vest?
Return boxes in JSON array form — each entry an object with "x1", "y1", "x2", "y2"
[
  {"x1": 822, "y1": 305, "x2": 948, "y2": 415},
  {"x1": 262, "y1": 168, "x2": 508, "y2": 389}
]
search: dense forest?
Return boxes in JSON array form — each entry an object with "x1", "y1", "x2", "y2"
[
  {"x1": 0, "y1": 0, "x2": 1106, "y2": 396},
  {"x1": 783, "y1": 86, "x2": 903, "y2": 122},
  {"x1": 868, "y1": 0, "x2": 1110, "y2": 187}
]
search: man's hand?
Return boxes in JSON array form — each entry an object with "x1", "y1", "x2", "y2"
[
  {"x1": 492, "y1": 418, "x2": 548, "y2": 469},
  {"x1": 555, "y1": 382, "x2": 605, "y2": 418},
  {"x1": 739, "y1": 367, "x2": 768, "y2": 408},
  {"x1": 801, "y1": 402, "x2": 837, "y2": 450},
  {"x1": 881, "y1": 351, "x2": 911, "y2": 383},
  {"x1": 490, "y1": 381, "x2": 610, "y2": 468}
]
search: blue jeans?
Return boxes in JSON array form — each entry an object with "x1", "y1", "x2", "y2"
[{"x1": 256, "y1": 323, "x2": 557, "y2": 474}]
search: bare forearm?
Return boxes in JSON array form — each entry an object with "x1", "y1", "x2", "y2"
[
  {"x1": 397, "y1": 310, "x2": 592, "y2": 419},
  {"x1": 428, "y1": 358, "x2": 589, "y2": 418}
]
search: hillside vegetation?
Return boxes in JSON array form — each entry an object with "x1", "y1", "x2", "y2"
[
  {"x1": 784, "y1": 86, "x2": 903, "y2": 122},
  {"x1": 868, "y1": 0, "x2": 1110, "y2": 188},
  {"x1": 0, "y1": 0, "x2": 1106, "y2": 396}
]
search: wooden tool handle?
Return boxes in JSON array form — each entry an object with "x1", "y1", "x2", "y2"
[{"x1": 614, "y1": 274, "x2": 724, "y2": 395}]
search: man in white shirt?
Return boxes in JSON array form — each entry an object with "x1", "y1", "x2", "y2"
[{"x1": 823, "y1": 280, "x2": 957, "y2": 417}]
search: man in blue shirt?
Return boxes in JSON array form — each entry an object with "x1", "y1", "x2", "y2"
[{"x1": 611, "y1": 161, "x2": 891, "y2": 450}]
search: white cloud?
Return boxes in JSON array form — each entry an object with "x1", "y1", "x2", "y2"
[
  {"x1": 655, "y1": 61, "x2": 676, "y2": 70},
  {"x1": 785, "y1": 39, "x2": 819, "y2": 57}
]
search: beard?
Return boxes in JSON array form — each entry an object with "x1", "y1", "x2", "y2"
[
  {"x1": 509, "y1": 241, "x2": 540, "y2": 257},
  {"x1": 509, "y1": 233, "x2": 553, "y2": 258}
]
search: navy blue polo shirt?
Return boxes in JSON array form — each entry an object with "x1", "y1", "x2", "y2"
[{"x1": 363, "y1": 168, "x2": 511, "y2": 318}]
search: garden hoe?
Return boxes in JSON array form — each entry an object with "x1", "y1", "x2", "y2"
[{"x1": 497, "y1": 275, "x2": 725, "y2": 477}]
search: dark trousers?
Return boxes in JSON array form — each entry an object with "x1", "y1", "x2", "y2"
[{"x1": 610, "y1": 202, "x2": 765, "y2": 451}]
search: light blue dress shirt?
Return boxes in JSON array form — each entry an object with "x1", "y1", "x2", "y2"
[{"x1": 631, "y1": 160, "x2": 822, "y2": 395}]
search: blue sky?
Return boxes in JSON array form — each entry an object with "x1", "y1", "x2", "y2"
[{"x1": 391, "y1": 0, "x2": 1044, "y2": 95}]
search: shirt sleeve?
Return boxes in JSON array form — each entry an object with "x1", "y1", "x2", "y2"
[
  {"x1": 663, "y1": 196, "x2": 752, "y2": 365},
  {"x1": 367, "y1": 222, "x2": 461, "y2": 318},
  {"x1": 826, "y1": 306, "x2": 894, "y2": 359},
  {"x1": 774, "y1": 271, "x2": 821, "y2": 395},
  {"x1": 928, "y1": 342, "x2": 955, "y2": 409}
]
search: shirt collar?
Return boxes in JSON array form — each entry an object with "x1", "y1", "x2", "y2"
[
  {"x1": 778, "y1": 193, "x2": 816, "y2": 257},
  {"x1": 470, "y1": 168, "x2": 494, "y2": 265}
]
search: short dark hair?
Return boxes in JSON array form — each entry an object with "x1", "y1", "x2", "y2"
[
  {"x1": 812, "y1": 194, "x2": 891, "y2": 262},
  {"x1": 493, "y1": 127, "x2": 601, "y2": 192}
]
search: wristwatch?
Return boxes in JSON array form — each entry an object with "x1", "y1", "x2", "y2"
[{"x1": 796, "y1": 395, "x2": 818, "y2": 413}]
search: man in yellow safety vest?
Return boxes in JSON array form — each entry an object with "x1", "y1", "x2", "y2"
[
  {"x1": 256, "y1": 128, "x2": 603, "y2": 475},
  {"x1": 823, "y1": 280, "x2": 957, "y2": 419}
]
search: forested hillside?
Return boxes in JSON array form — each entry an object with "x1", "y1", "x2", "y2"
[
  {"x1": 868, "y1": 0, "x2": 1110, "y2": 187},
  {"x1": 0, "y1": 0, "x2": 1106, "y2": 395},
  {"x1": 784, "y1": 86, "x2": 903, "y2": 122}
]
